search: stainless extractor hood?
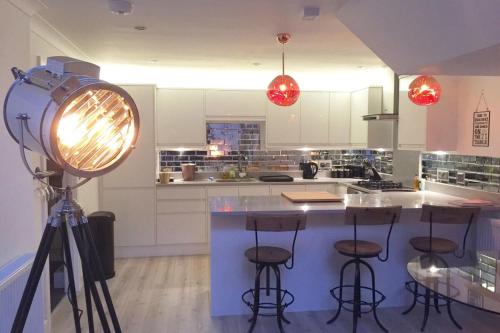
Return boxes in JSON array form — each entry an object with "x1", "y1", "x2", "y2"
[
  {"x1": 363, "y1": 113, "x2": 398, "y2": 121},
  {"x1": 362, "y1": 79, "x2": 398, "y2": 121}
]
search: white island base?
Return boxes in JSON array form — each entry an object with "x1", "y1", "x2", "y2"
[{"x1": 209, "y1": 192, "x2": 481, "y2": 316}]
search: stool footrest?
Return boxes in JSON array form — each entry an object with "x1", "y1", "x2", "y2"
[
  {"x1": 241, "y1": 287, "x2": 294, "y2": 316},
  {"x1": 330, "y1": 284, "x2": 386, "y2": 314},
  {"x1": 404, "y1": 281, "x2": 454, "y2": 307}
]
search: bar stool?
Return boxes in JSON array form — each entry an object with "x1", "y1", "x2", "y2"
[
  {"x1": 327, "y1": 206, "x2": 402, "y2": 333},
  {"x1": 402, "y1": 204, "x2": 480, "y2": 331},
  {"x1": 241, "y1": 213, "x2": 306, "y2": 333}
]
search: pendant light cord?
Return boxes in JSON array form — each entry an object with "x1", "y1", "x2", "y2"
[{"x1": 282, "y1": 43, "x2": 285, "y2": 76}]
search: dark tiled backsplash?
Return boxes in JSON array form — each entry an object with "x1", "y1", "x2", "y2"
[
  {"x1": 422, "y1": 153, "x2": 500, "y2": 192},
  {"x1": 160, "y1": 149, "x2": 393, "y2": 174}
]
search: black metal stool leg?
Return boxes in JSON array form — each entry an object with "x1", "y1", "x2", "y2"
[
  {"x1": 80, "y1": 219, "x2": 122, "y2": 332},
  {"x1": 446, "y1": 299, "x2": 462, "y2": 330},
  {"x1": 327, "y1": 259, "x2": 353, "y2": 324},
  {"x1": 353, "y1": 260, "x2": 361, "y2": 333},
  {"x1": 266, "y1": 265, "x2": 271, "y2": 296},
  {"x1": 248, "y1": 264, "x2": 264, "y2": 333},
  {"x1": 360, "y1": 260, "x2": 388, "y2": 333},
  {"x1": 402, "y1": 281, "x2": 418, "y2": 315},
  {"x1": 60, "y1": 225, "x2": 82, "y2": 333},
  {"x1": 420, "y1": 288, "x2": 431, "y2": 332},
  {"x1": 273, "y1": 265, "x2": 285, "y2": 333},
  {"x1": 11, "y1": 224, "x2": 57, "y2": 333},
  {"x1": 71, "y1": 224, "x2": 111, "y2": 333},
  {"x1": 433, "y1": 292, "x2": 441, "y2": 314}
]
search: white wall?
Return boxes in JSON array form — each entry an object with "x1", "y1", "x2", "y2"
[
  {"x1": 456, "y1": 76, "x2": 500, "y2": 157},
  {"x1": 425, "y1": 76, "x2": 459, "y2": 152},
  {"x1": 419, "y1": 75, "x2": 500, "y2": 157},
  {"x1": 0, "y1": 0, "x2": 39, "y2": 268},
  {"x1": 0, "y1": 3, "x2": 97, "y2": 331}
]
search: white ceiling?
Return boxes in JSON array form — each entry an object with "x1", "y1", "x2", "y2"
[
  {"x1": 333, "y1": 0, "x2": 500, "y2": 75},
  {"x1": 38, "y1": 0, "x2": 385, "y2": 72}
]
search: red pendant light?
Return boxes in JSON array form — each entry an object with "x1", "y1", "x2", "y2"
[
  {"x1": 267, "y1": 33, "x2": 300, "y2": 106},
  {"x1": 408, "y1": 75, "x2": 441, "y2": 106}
]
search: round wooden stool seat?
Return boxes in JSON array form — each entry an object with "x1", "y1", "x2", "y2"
[
  {"x1": 334, "y1": 240, "x2": 382, "y2": 258},
  {"x1": 244, "y1": 246, "x2": 291, "y2": 264},
  {"x1": 409, "y1": 237, "x2": 457, "y2": 254}
]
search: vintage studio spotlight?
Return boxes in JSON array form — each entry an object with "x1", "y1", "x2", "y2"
[{"x1": 3, "y1": 56, "x2": 140, "y2": 333}]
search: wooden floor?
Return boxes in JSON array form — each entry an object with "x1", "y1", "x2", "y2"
[{"x1": 52, "y1": 256, "x2": 499, "y2": 332}]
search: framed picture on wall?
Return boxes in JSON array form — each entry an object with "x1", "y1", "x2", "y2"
[{"x1": 472, "y1": 110, "x2": 490, "y2": 147}]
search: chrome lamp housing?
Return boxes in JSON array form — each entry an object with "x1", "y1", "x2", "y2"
[{"x1": 3, "y1": 56, "x2": 140, "y2": 178}]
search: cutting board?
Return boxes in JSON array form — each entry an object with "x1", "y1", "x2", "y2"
[{"x1": 281, "y1": 191, "x2": 343, "y2": 203}]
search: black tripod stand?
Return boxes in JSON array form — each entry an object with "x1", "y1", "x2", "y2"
[{"x1": 11, "y1": 188, "x2": 121, "y2": 333}]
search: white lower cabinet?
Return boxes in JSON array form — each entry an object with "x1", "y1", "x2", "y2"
[
  {"x1": 305, "y1": 184, "x2": 338, "y2": 194},
  {"x1": 238, "y1": 185, "x2": 270, "y2": 196},
  {"x1": 156, "y1": 186, "x2": 207, "y2": 245},
  {"x1": 106, "y1": 182, "x2": 347, "y2": 254},
  {"x1": 157, "y1": 213, "x2": 206, "y2": 245},
  {"x1": 101, "y1": 188, "x2": 156, "y2": 247},
  {"x1": 207, "y1": 186, "x2": 239, "y2": 197},
  {"x1": 270, "y1": 185, "x2": 307, "y2": 195}
]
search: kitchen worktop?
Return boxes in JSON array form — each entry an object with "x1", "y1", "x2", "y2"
[
  {"x1": 209, "y1": 191, "x2": 500, "y2": 216},
  {"x1": 156, "y1": 177, "x2": 359, "y2": 186}
]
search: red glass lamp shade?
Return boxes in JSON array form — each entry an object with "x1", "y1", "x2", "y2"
[
  {"x1": 408, "y1": 75, "x2": 441, "y2": 106},
  {"x1": 267, "y1": 74, "x2": 300, "y2": 106}
]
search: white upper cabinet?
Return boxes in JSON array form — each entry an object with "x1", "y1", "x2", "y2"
[
  {"x1": 266, "y1": 101, "x2": 301, "y2": 146},
  {"x1": 329, "y1": 92, "x2": 351, "y2": 146},
  {"x1": 156, "y1": 89, "x2": 206, "y2": 148},
  {"x1": 300, "y1": 92, "x2": 330, "y2": 145},
  {"x1": 398, "y1": 91, "x2": 427, "y2": 150},
  {"x1": 102, "y1": 85, "x2": 156, "y2": 188},
  {"x1": 350, "y1": 88, "x2": 370, "y2": 147},
  {"x1": 205, "y1": 90, "x2": 266, "y2": 119},
  {"x1": 350, "y1": 87, "x2": 389, "y2": 149}
]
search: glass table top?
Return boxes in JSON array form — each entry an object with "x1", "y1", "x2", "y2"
[{"x1": 407, "y1": 251, "x2": 500, "y2": 314}]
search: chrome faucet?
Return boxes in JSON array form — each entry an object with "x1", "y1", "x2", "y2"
[
  {"x1": 362, "y1": 158, "x2": 382, "y2": 181},
  {"x1": 238, "y1": 152, "x2": 248, "y2": 172}
]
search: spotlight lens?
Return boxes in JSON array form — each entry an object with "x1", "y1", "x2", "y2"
[{"x1": 56, "y1": 88, "x2": 136, "y2": 173}]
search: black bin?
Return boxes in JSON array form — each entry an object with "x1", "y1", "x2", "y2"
[{"x1": 87, "y1": 211, "x2": 116, "y2": 280}]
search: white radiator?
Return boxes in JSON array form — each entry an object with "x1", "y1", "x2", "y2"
[{"x1": 0, "y1": 254, "x2": 44, "y2": 333}]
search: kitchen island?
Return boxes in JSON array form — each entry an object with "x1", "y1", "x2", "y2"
[{"x1": 209, "y1": 191, "x2": 498, "y2": 316}]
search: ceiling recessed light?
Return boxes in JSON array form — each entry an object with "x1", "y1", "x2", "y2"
[
  {"x1": 134, "y1": 25, "x2": 147, "y2": 31},
  {"x1": 150, "y1": 59, "x2": 158, "y2": 63},
  {"x1": 303, "y1": 6, "x2": 320, "y2": 20},
  {"x1": 357, "y1": 65, "x2": 364, "y2": 69},
  {"x1": 109, "y1": 0, "x2": 134, "y2": 15},
  {"x1": 252, "y1": 62, "x2": 261, "y2": 66}
]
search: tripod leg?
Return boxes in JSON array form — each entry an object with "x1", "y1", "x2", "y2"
[
  {"x1": 70, "y1": 223, "x2": 111, "y2": 333},
  {"x1": 11, "y1": 223, "x2": 57, "y2": 333},
  {"x1": 60, "y1": 224, "x2": 82, "y2": 333},
  {"x1": 80, "y1": 218, "x2": 122, "y2": 332},
  {"x1": 83, "y1": 271, "x2": 95, "y2": 333}
]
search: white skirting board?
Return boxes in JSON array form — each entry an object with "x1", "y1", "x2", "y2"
[
  {"x1": 115, "y1": 243, "x2": 209, "y2": 258},
  {"x1": 0, "y1": 254, "x2": 44, "y2": 333}
]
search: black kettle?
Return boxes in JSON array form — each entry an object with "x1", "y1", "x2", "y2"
[{"x1": 302, "y1": 161, "x2": 318, "y2": 179}]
